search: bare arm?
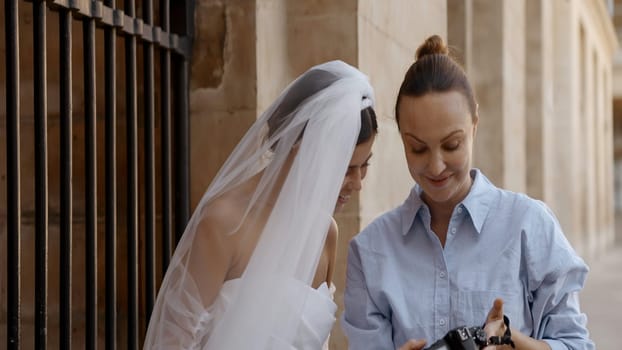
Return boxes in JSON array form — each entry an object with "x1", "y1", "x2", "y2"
[
  {"x1": 188, "y1": 215, "x2": 234, "y2": 306},
  {"x1": 325, "y1": 218, "x2": 338, "y2": 286},
  {"x1": 312, "y1": 218, "x2": 339, "y2": 288}
]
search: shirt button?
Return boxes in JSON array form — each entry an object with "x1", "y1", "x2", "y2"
[
  {"x1": 439, "y1": 319, "x2": 446, "y2": 326},
  {"x1": 439, "y1": 271, "x2": 446, "y2": 278},
  {"x1": 450, "y1": 227, "x2": 457, "y2": 234},
  {"x1": 457, "y1": 207, "x2": 463, "y2": 214}
]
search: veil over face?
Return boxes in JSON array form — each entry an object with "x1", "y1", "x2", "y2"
[{"x1": 144, "y1": 60, "x2": 375, "y2": 349}]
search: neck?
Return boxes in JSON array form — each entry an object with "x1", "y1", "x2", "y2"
[{"x1": 422, "y1": 173, "x2": 473, "y2": 246}]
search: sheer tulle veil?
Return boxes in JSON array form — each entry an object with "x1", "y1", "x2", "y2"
[{"x1": 143, "y1": 61, "x2": 374, "y2": 349}]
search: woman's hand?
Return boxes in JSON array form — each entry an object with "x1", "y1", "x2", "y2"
[
  {"x1": 398, "y1": 339, "x2": 426, "y2": 350},
  {"x1": 483, "y1": 298, "x2": 513, "y2": 349},
  {"x1": 483, "y1": 298, "x2": 554, "y2": 350}
]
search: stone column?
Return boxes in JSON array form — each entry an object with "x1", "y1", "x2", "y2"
[
  {"x1": 550, "y1": 0, "x2": 583, "y2": 251},
  {"x1": 447, "y1": 0, "x2": 473, "y2": 74},
  {"x1": 605, "y1": 70, "x2": 616, "y2": 247},
  {"x1": 257, "y1": 0, "x2": 290, "y2": 113},
  {"x1": 525, "y1": 0, "x2": 554, "y2": 201},
  {"x1": 594, "y1": 59, "x2": 605, "y2": 252},
  {"x1": 470, "y1": 0, "x2": 526, "y2": 192},
  {"x1": 597, "y1": 58, "x2": 616, "y2": 252},
  {"x1": 582, "y1": 29, "x2": 597, "y2": 255}
]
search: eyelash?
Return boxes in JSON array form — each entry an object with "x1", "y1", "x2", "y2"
[
  {"x1": 444, "y1": 142, "x2": 460, "y2": 151},
  {"x1": 411, "y1": 142, "x2": 460, "y2": 154},
  {"x1": 348, "y1": 162, "x2": 370, "y2": 171}
]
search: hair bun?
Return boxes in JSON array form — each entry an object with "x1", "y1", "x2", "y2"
[{"x1": 415, "y1": 35, "x2": 449, "y2": 60}]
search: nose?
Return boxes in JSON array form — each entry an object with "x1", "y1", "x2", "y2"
[
  {"x1": 427, "y1": 151, "x2": 446, "y2": 176},
  {"x1": 346, "y1": 169, "x2": 363, "y2": 192}
]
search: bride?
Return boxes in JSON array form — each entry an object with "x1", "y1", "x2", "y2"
[{"x1": 143, "y1": 60, "x2": 377, "y2": 349}]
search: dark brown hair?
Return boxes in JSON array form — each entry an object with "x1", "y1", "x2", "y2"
[
  {"x1": 269, "y1": 69, "x2": 378, "y2": 146},
  {"x1": 358, "y1": 106, "x2": 378, "y2": 145},
  {"x1": 395, "y1": 35, "x2": 477, "y2": 128}
]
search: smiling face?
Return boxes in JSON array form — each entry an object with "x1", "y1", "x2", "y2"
[
  {"x1": 397, "y1": 91, "x2": 477, "y2": 209},
  {"x1": 335, "y1": 135, "x2": 375, "y2": 213}
]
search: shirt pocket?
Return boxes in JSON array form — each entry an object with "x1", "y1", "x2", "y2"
[{"x1": 456, "y1": 290, "x2": 521, "y2": 329}]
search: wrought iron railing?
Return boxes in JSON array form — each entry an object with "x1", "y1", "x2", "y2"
[{"x1": 3, "y1": 0, "x2": 194, "y2": 348}]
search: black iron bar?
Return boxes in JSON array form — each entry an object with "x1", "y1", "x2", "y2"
[
  {"x1": 144, "y1": 0, "x2": 157, "y2": 318},
  {"x1": 160, "y1": 0, "x2": 173, "y2": 271},
  {"x1": 173, "y1": 55, "x2": 190, "y2": 243},
  {"x1": 104, "y1": 0, "x2": 118, "y2": 348},
  {"x1": 83, "y1": 16, "x2": 98, "y2": 350},
  {"x1": 171, "y1": 0, "x2": 193, "y2": 242},
  {"x1": 34, "y1": 1, "x2": 49, "y2": 348},
  {"x1": 125, "y1": 1, "x2": 139, "y2": 348},
  {"x1": 59, "y1": 7, "x2": 73, "y2": 350},
  {"x1": 6, "y1": 0, "x2": 21, "y2": 348}
]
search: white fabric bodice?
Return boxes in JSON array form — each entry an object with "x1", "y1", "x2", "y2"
[{"x1": 193, "y1": 279, "x2": 337, "y2": 350}]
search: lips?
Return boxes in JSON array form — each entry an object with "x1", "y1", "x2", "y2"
[
  {"x1": 426, "y1": 175, "x2": 450, "y2": 187},
  {"x1": 338, "y1": 194, "x2": 350, "y2": 204}
]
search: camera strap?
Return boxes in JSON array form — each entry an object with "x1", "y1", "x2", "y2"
[{"x1": 487, "y1": 315, "x2": 515, "y2": 348}]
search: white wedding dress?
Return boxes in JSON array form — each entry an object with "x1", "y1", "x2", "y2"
[{"x1": 157, "y1": 278, "x2": 336, "y2": 350}]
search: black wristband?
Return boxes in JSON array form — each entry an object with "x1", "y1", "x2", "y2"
[{"x1": 487, "y1": 315, "x2": 515, "y2": 348}]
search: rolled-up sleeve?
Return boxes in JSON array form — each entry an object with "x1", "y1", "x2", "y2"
[
  {"x1": 341, "y1": 240, "x2": 394, "y2": 350},
  {"x1": 526, "y1": 204, "x2": 594, "y2": 350}
]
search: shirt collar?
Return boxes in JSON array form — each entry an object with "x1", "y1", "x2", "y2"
[
  {"x1": 400, "y1": 168, "x2": 496, "y2": 236},
  {"x1": 460, "y1": 169, "x2": 495, "y2": 234}
]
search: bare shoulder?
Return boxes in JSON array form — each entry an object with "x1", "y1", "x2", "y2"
[
  {"x1": 186, "y1": 196, "x2": 247, "y2": 304},
  {"x1": 193, "y1": 195, "x2": 250, "y2": 257}
]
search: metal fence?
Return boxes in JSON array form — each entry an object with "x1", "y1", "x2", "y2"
[{"x1": 3, "y1": 0, "x2": 194, "y2": 348}]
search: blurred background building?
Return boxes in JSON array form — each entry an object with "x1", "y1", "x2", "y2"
[{"x1": 1, "y1": 0, "x2": 620, "y2": 348}]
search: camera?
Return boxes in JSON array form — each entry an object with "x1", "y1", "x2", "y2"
[{"x1": 424, "y1": 326, "x2": 488, "y2": 350}]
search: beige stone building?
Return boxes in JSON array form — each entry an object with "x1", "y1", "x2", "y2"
[
  {"x1": 611, "y1": 0, "x2": 622, "y2": 234},
  {"x1": 190, "y1": 0, "x2": 617, "y2": 348}
]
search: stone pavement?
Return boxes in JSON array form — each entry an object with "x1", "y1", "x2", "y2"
[{"x1": 581, "y1": 241, "x2": 622, "y2": 350}]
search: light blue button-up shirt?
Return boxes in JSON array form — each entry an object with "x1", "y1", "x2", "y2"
[{"x1": 342, "y1": 169, "x2": 593, "y2": 350}]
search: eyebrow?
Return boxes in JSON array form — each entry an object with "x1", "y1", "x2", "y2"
[
  {"x1": 405, "y1": 130, "x2": 464, "y2": 144},
  {"x1": 349, "y1": 153, "x2": 373, "y2": 168}
]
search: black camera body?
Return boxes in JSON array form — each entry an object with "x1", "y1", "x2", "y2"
[{"x1": 424, "y1": 326, "x2": 488, "y2": 350}]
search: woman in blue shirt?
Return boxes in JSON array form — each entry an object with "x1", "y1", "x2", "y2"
[{"x1": 342, "y1": 35, "x2": 594, "y2": 350}]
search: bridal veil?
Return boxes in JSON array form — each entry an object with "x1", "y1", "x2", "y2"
[{"x1": 144, "y1": 60, "x2": 374, "y2": 349}]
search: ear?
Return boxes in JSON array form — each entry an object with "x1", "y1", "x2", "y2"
[{"x1": 472, "y1": 103, "x2": 479, "y2": 137}]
